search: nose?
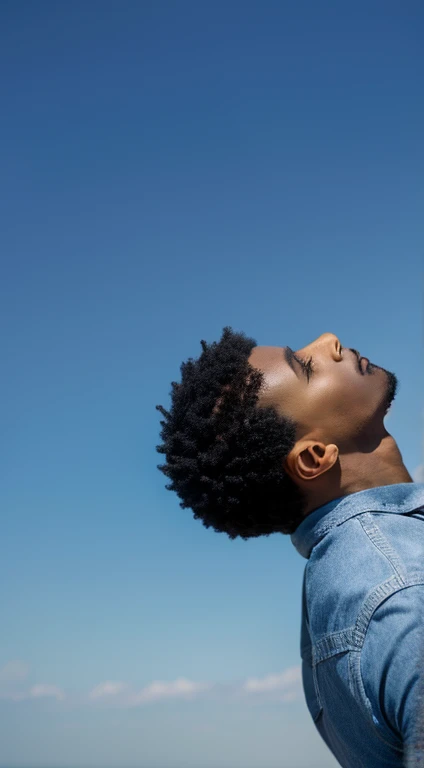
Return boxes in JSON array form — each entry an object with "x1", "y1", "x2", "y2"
[{"x1": 296, "y1": 333, "x2": 342, "y2": 360}]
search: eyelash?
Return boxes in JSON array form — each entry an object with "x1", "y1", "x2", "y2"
[
  {"x1": 294, "y1": 355, "x2": 314, "y2": 380},
  {"x1": 292, "y1": 344, "x2": 343, "y2": 381}
]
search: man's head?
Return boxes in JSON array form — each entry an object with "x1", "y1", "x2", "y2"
[{"x1": 156, "y1": 327, "x2": 398, "y2": 539}]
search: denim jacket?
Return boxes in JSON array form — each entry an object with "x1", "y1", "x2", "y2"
[{"x1": 290, "y1": 482, "x2": 424, "y2": 768}]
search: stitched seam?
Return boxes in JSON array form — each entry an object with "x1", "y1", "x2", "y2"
[
  {"x1": 358, "y1": 582, "x2": 424, "y2": 751},
  {"x1": 348, "y1": 651, "x2": 400, "y2": 750},
  {"x1": 357, "y1": 514, "x2": 407, "y2": 585}
]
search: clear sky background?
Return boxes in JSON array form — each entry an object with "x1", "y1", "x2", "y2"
[{"x1": 0, "y1": 2, "x2": 423, "y2": 767}]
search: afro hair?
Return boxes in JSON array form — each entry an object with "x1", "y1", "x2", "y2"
[{"x1": 156, "y1": 326, "x2": 307, "y2": 539}]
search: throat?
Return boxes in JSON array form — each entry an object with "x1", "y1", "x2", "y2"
[{"x1": 302, "y1": 433, "x2": 413, "y2": 518}]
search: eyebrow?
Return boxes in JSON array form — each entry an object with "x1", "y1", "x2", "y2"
[{"x1": 283, "y1": 347, "x2": 300, "y2": 376}]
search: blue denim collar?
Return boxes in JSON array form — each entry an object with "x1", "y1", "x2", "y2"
[{"x1": 290, "y1": 482, "x2": 424, "y2": 559}]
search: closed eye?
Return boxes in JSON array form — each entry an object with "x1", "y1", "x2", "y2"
[{"x1": 294, "y1": 355, "x2": 314, "y2": 381}]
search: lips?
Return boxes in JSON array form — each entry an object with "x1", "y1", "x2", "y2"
[{"x1": 360, "y1": 357, "x2": 369, "y2": 373}]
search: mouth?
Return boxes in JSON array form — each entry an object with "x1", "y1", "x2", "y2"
[{"x1": 348, "y1": 347, "x2": 372, "y2": 375}]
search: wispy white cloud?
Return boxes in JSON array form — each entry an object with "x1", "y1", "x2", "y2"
[
  {"x1": 130, "y1": 677, "x2": 212, "y2": 705},
  {"x1": 1, "y1": 662, "x2": 302, "y2": 708},
  {"x1": 1, "y1": 684, "x2": 65, "y2": 702},
  {"x1": 0, "y1": 661, "x2": 65, "y2": 702},
  {"x1": 28, "y1": 684, "x2": 65, "y2": 700},
  {"x1": 87, "y1": 677, "x2": 212, "y2": 707},
  {"x1": 89, "y1": 681, "x2": 128, "y2": 699},
  {"x1": 0, "y1": 660, "x2": 30, "y2": 682},
  {"x1": 88, "y1": 666, "x2": 302, "y2": 707},
  {"x1": 242, "y1": 665, "x2": 301, "y2": 694}
]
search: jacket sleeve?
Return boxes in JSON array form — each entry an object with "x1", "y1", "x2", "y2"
[{"x1": 360, "y1": 584, "x2": 424, "y2": 758}]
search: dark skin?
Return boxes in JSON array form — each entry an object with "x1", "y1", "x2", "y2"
[{"x1": 248, "y1": 333, "x2": 413, "y2": 517}]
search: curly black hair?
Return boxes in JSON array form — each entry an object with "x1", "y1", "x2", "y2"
[{"x1": 155, "y1": 326, "x2": 307, "y2": 539}]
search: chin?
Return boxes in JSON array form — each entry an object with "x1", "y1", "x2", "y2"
[{"x1": 379, "y1": 368, "x2": 398, "y2": 416}]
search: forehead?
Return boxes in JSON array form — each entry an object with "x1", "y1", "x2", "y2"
[
  {"x1": 248, "y1": 345, "x2": 285, "y2": 372},
  {"x1": 247, "y1": 346, "x2": 293, "y2": 397}
]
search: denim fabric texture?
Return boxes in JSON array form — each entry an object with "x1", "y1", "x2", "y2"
[{"x1": 290, "y1": 482, "x2": 424, "y2": 768}]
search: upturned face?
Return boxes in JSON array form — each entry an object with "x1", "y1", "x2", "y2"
[{"x1": 248, "y1": 333, "x2": 397, "y2": 447}]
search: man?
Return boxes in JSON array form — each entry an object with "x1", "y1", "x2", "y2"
[{"x1": 156, "y1": 327, "x2": 424, "y2": 767}]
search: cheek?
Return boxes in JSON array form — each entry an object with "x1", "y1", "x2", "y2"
[{"x1": 312, "y1": 374, "x2": 370, "y2": 417}]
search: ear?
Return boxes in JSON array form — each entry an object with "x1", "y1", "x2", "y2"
[{"x1": 284, "y1": 440, "x2": 339, "y2": 482}]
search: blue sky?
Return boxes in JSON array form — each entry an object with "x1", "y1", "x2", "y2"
[{"x1": 0, "y1": 2, "x2": 423, "y2": 766}]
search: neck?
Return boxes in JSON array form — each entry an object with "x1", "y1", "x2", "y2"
[{"x1": 303, "y1": 432, "x2": 413, "y2": 517}]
